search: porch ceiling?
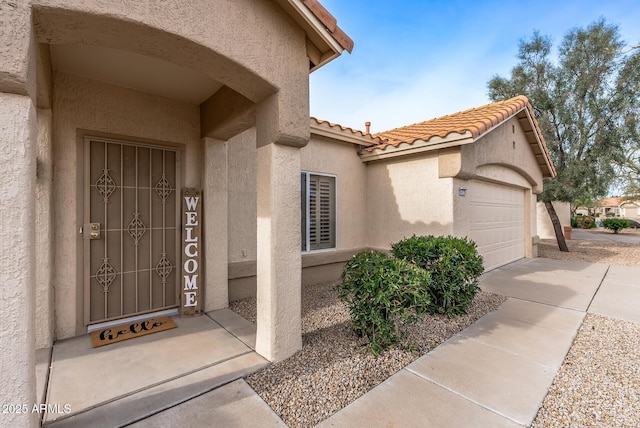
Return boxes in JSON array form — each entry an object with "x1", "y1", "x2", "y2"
[{"x1": 50, "y1": 43, "x2": 224, "y2": 105}]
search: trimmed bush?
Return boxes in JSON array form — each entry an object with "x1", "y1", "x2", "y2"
[
  {"x1": 337, "y1": 251, "x2": 432, "y2": 355},
  {"x1": 602, "y1": 218, "x2": 629, "y2": 234},
  {"x1": 575, "y1": 215, "x2": 596, "y2": 229},
  {"x1": 391, "y1": 235, "x2": 484, "y2": 316}
]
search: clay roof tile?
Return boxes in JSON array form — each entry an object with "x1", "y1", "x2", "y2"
[{"x1": 364, "y1": 96, "x2": 556, "y2": 177}]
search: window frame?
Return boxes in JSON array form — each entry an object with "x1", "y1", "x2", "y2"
[{"x1": 301, "y1": 171, "x2": 337, "y2": 253}]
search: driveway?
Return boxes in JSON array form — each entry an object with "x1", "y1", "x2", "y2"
[{"x1": 571, "y1": 228, "x2": 640, "y2": 243}]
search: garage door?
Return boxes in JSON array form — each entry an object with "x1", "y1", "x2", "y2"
[{"x1": 469, "y1": 181, "x2": 525, "y2": 271}]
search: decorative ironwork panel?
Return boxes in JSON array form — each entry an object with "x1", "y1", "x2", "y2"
[
  {"x1": 155, "y1": 174, "x2": 173, "y2": 202},
  {"x1": 127, "y1": 212, "x2": 146, "y2": 245},
  {"x1": 156, "y1": 253, "x2": 173, "y2": 284},
  {"x1": 96, "y1": 258, "x2": 116, "y2": 293},
  {"x1": 96, "y1": 168, "x2": 116, "y2": 203}
]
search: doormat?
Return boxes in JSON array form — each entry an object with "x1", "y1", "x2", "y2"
[{"x1": 90, "y1": 317, "x2": 177, "y2": 348}]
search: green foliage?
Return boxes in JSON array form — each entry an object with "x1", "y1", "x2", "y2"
[
  {"x1": 602, "y1": 218, "x2": 629, "y2": 233},
  {"x1": 574, "y1": 215, "x2": 596, "y2": 229},
  {"x1": 391, "y1": 235, "x2": 484, "y2": 316},
  {"x1": 488, "y1": 19, "x2": 640, "y2": 204},
  {"x1": 337, "y1": 251, "x2": 432, "y2": 355}
]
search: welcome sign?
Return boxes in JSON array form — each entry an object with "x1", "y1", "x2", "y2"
[{"x1": 181, "y1": 189, "x2": 202, "y2": 316}]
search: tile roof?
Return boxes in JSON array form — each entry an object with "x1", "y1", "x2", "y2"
[
  {"x1": 598, "y1": 197, "x2": 624, "y2": 207},
  {"x1": 311, "y1": 117, "x2": 381, "y2": 146},
  {"x1": 373, "y1": 96, "x2": 529, "y2": 148},
  {"x1": 303, "y1": 0, "x2": 354, "y2": 53},
  {"x1": 364, "y1": 96, "x2": 556, "y2": 177}
]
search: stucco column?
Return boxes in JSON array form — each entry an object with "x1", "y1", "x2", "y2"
[
  {"x1": 203, "y1": 137, "x2": 229, "y2": 310},
  {"x1": 36, "y1": 108, "x2": 54, "y2": 349},
  {"x1": 255, "y1": 142, "x2": 302, "y2": 361},
  {"x1": 1, "y1": 3, "x2": 38, "y2": 425},
  {"x1": 254, "y1": 90, "x2": 307, "y2": 361},
  {"x1": 0, "y1": 93, "x2": 38, "y2": 427}
]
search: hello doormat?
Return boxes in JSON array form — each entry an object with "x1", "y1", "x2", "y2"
[{"x1": 90, "y1": 317, "x2": 177, "y2": 348}]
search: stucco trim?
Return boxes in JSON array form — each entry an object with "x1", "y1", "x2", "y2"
[
  {"x1": 360, "y1": 132, "x2": 474, "y2": 162},
  {"x1": 229, "y1": 247, "x2": 367, "y2": 280}
]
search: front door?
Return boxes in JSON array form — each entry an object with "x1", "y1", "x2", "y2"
[{"x1": 84, "y1": 137, "x2": 180, "y2": 325}]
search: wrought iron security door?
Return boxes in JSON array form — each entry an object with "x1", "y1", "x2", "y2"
[{"x1": 84, "y1": 138, "x2": 180, "y2": 325}]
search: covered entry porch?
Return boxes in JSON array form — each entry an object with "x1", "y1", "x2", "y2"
[
  {"x1": 0, "y1": 1, "x2": 352, "y2": 427},
  {"x1": 37, "y1": 309, "x2": 267, "y2": 427}
]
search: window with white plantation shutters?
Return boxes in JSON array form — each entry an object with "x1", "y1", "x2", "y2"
[{"x1": 301, "y1": 172, "x2": 336, "y2": 251}]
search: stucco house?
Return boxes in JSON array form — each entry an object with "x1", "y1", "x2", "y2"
[
  {"x1": 576, "y1": 197, "x2": 640, "y2": 220},
  {"x1": 594, "y1": 197, "x2": 640, "y2": 220},
  {"x1": 224, "y1": 96, "x2": 556, "y2": 303},
  {"x1": 1, "y1": 1, "x2": 353, "y2": 425},
  {"x1": 2, "y1": 1, "x2": 558, "y2": 424}
]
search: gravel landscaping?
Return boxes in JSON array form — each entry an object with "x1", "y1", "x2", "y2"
[
  {"x1": 231, "y1": 284, "x2": 506, "y2": 427},
  {"x1": 230, "y1": 228, "x2": 639, "y2": 427},
  {"x1": 531, "y1": 228, "x2": 640, "y2": 428},
  {"x1": 531, "y1": 314, "x2": 640, "y2": 428},
  {"x1": 538, "y1": 228, "x2": 640, "y2": 267}
]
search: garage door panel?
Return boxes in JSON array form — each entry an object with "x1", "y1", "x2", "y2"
[{"x1": 469, "y1": 181, "x2": 525, "y2": 271}]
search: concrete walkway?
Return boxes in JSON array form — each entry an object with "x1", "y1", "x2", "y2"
[
  {"x1": 319, "y1": 258, "x2": 640, "y2": 427},
  {"x1": 40, "y1": 258, "x2": 638, "y2": 427}
]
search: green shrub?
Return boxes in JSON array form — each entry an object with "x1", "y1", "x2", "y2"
[
  {"x1": 602, "y1": 218, "x2": 629, "y2": 234},
  {"x1": 391, "y1": 235, "x2": 484, "y2": 316},
  {"x1": 575, "y1": 215, "x2": 596, "y2": 229},
  {"x1": 337, "y1": 251, "x2": 432, "y2": 355},
  {"x1": 571, "y1": 217, "x2": 578, "y2": 228}
]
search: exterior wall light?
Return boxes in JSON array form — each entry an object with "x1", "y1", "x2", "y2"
[{"x1": 459, "y1": 187, "x2": 467, "y2": 197}]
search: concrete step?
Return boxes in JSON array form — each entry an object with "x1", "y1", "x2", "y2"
[{"x1": 43, "y1": 351, "x2": 268, "y2": 428}]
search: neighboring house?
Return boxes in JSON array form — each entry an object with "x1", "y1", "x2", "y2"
[
  {"x1": 597, "y1": 197, "x2": 624, "y2": 217},
  {"x1": 587, "y1": 197, "x2": 640, "y2": 219},
  {"x1": 1, "y1": 1, "x2": 352, "y2": 425},
  {"x1": 224, "y1": 96, "x2": 556, "y2": 303}
]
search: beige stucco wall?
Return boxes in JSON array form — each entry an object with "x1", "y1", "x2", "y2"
[
  {"x1": 52, "y1": 72, "x2": 200, "y2": 339},
  {"x1": 31, "y1": 0, "x2": 308, "y2": 115},
  {"x1": 228, "y1": 131, "x2": 369, "y2": 261},
  {"x1": 301, "y1": 136, "x2": 369, "y2": 251},
  {"x1": 228, "y1": 128, "x2": 258, "y2": 264},
  {"x1": 537, "y1": 201, "x2": 571, "y2": 239},
  {"x1": 36, "y1": 108, "x2": 54, "y2": 349},
  {"x1": 366, "y1": 152, "x2": 454, "y2": 250},
  {"x1": 365, "y1": 118, "x2": 547, "y2": 262},
  {"x1": 459, "y1": 117, "x2": 544, "y2": 193},
  {"x1": 0, "y1": 93, "x2": 38, "y2": 428}
]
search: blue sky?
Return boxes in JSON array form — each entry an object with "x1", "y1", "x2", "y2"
[{"x1": 310, "y1": 0, "x2": 640, "y2": 134}]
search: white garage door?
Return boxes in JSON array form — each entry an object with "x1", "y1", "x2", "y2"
[{"x1": 469, "y1": 181, "x2": 525, "y2": 271}]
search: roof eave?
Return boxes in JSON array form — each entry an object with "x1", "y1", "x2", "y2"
[
  {"x1": 275, "y1": 0, "x2": 354, "y2": 72},
  {"x1": 359, "y1": 132, "x2": 474, "y2": 162},
  {"x1": 311, "y1": 118, "x2": 380, "y2": 147},
  {"x1": 517, "y1": 107, "x2": 557, "y2": 179}
]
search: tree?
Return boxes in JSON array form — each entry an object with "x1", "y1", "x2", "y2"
[
  {"x1": 488, "y1": 19, "x2": 640, "y2": 251},
  {"x1": 618, "y1": 114, "x2": 640, "y2": 199}
]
